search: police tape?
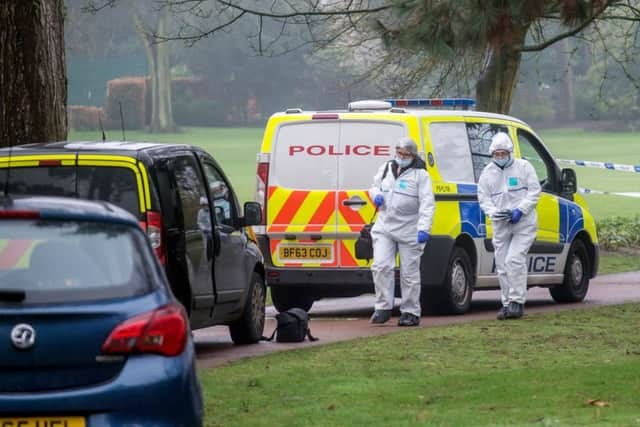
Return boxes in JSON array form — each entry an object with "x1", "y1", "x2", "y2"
[
  {"x1": 556, "y1": 159, "x2": 640, "y2": 173},
  {"x1": 578, "y1": 188, "x2": 640, "y2": 198}
]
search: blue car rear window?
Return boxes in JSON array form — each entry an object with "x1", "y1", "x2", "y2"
[{"x1": 0, "y1": 219, "x2": 155, "y2": 304}]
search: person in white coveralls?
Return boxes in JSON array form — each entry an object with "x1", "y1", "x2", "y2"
[
  {"x1": 477, "y1": 132, "x2": 541, "y2": 320},
  {"x1": 368, "y1": 137, "x2": 435, "y2": 326}
]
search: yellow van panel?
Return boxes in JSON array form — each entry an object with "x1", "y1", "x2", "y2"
[{"x1": 536, "y1": 194, "x2": 560, "y2": 243}]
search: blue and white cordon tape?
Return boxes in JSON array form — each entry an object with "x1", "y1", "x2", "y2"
[
  {"x1": 504, "y1": 157, "x2": 639, "y2": 197},
  {"x1": 556, "y1": 159, "x2": 640, "y2": 173},
  {"x1": 578, "y1": 188, "x2": 640, "y2": 199},
  {"x1": 533, "y1": 157, "x2": 640, "y2": 198}
]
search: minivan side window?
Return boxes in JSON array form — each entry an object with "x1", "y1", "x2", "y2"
[
  {"x1": 466, "y1": 123, "x2": 508, "y2": 181},
  {"x1": 201, "y1": 162, "x2": 235, "y2": 227},
  {"x1": 171, "y1": 155, "x2": 209, "y2": 232}
]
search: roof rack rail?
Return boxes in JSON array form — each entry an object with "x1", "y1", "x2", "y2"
[
  {"x1": 385, "y1": 98, "x2": 476, "y2": 110},
  {"x1": 285, "y1": 108, "x2": 303, "y2": 114}
]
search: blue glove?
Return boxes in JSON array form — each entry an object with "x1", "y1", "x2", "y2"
[
  {"x1": 510, "y1": 208, "x2": 523, "y2": 224},
  {"x1": 417, "y1": 231, "x2": 430, "y2": 243},
  {"x1": 373, "y1": 194, "x2": 384, "y2": 208}
]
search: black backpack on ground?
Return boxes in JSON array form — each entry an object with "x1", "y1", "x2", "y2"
[{"x1": 263, "y1": 308, "x2": 318, "y2": 343}]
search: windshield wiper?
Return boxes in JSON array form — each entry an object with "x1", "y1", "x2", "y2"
[{"x1": 0, "y1": 289, "x2": 26, "y2": 302}]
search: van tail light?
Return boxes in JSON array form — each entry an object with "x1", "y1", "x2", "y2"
[
  {"x1": 101, "y1": 303, "x2": 188, "y2": 357},
  {"x1": 256, "y1": 162, "x2": 269, "y2": 225},
  {"x1": 145, "y1": 210, "x2": 165, "y2": 265}
]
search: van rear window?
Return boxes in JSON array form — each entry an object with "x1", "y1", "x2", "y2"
[
  {"x1": 272, "y1": 121, "x2": 404, "y2": 190},
  {"x1": 4, "y1": 166, "x2": 140, "y2": 217}
]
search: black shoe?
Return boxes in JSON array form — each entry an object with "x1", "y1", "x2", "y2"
[
  {"x1": 370, "y1": 310, "x2": 392, "y2": 324},
  {"x1": 496, "y1": 306, "x2": 508, "y2": 320},
  {"x1": 398, "y1": 312, "x2": 420, "y2": 326},
  {"x1": 505, "y1": 302, "x2": 524, "y2": 319}
]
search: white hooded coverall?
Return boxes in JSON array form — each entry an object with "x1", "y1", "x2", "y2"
[
  {"x1": 368, "y1": 160, "x2": 435, "y2": 316},
  {"x1": 477, "y1": 156, "x2": 541, "y2": 307}
]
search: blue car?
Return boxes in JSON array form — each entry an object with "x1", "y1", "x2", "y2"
[{"x1": 0, "y1": 196, "x2": 203, "y2": 427}]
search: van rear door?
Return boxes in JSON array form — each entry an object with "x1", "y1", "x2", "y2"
[
  {"x1": 337, "y1": 120, "x2": 406, "y2": 267},
  {"x1": 268, "y1": 120, "x2": 340, "y2": 268},
  {"x1": 267, "y1": 118, "x2": 406, "y2": 269}
]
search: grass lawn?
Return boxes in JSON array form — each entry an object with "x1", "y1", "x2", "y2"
[
  {"x1": 200, "y1": 303, "x2": 640, "y2": 427},
  {"x1": 538, "y1": 129, "x2": 640, "y2": 220},
  {"x1": 599, "y1": 252, "x2": 640, "y2": 274}
]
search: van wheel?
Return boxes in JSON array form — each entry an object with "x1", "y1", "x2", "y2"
[
  {"x1": 229, "y1": 272, "x2": 266, "y2": 344},
  {"x1": 421, "y1": 247, "x2": 473, "y2": 315},
  {"x1": 271, "y1": 287, "x2": 314, "y2": 312},
  {"x1": 550, "y1": 239, "x2": 590, "y2": 303}
]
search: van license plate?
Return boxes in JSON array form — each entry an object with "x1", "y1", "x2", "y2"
[
  {"x1": 278, "y1": 244, "x2": 333, "y2": 261},
  {"x1": 0, "y1": 417, "x2": 85, "y2": 426}
]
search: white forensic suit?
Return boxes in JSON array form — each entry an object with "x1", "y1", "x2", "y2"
[
  {"x1": 477, "y1": 158, "x2": 541, "y2": 307},
  {"x1": 368, "y1": 159, "x2": 435, "y2": 317}
]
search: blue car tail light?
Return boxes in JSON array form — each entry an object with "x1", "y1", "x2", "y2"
[
  {"x1": 0, "y1": 210, "x2": 40, "y2": 219},
  {"x1": 102, "y1": 302, "x2": 188, "y2": 357}
]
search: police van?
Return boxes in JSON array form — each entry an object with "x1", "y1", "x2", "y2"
[{"x1": 254, "y1": 99, "x2": 599, "y2": 314}]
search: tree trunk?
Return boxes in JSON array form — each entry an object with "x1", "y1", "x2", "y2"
[
  {"x1": 559, "y1": 38, "x2": 576, "y2": 123},
  {"x1": 476, "y1": 27, "x2": 529, "y2": 114},
  {"x1": 0, "y1": 0, "x2": 67, "y2": 147},
  {"x1": 134, "y1": 9, "x2": 175, "y2": 134},
  {"x1": 155, "y1": 9, "x2": 175, "y2": 133}
]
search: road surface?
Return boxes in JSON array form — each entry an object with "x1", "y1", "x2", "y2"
[{"x1": 195, "y1": 271, "x2": 640, "y2": 369}]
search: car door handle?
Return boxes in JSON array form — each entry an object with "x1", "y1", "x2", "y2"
[{"x1": 342, "y1": 199, "x2": 367, "y2": 206}]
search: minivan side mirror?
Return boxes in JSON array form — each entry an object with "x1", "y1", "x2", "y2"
[
  {"x1": 561, "y1": 168, "x2": 577, "y2": 194},
  {"x1": 243, "y1": 201, "x2": 262, "y2": 226}
]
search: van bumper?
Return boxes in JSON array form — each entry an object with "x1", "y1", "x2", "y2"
[
  {"x1": 266, "y1": 268, "x2": 374, "y2": 298},
  {"x1": 258, "y1": 235, "x2": 455, "y2": 296}
]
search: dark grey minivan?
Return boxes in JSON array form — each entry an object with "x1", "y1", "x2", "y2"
[{"x1": 0, "y1": 141, "x2": 266, "y2": 344}]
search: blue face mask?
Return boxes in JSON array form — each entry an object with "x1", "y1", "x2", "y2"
[
  {"x1": 493, "y1": 156, "x2": 511, "y2": 168},
  {"x1": 395, "y1": 156, "x2": 411, "y2": 168}
]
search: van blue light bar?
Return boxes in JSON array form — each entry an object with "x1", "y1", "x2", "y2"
[{"x1": 385, "y1": 98, "x2": 476, "y2": 108}]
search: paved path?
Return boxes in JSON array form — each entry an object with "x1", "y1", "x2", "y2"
[{"x1": 195, "y1": 272, "x2": 640, "y2": 369}]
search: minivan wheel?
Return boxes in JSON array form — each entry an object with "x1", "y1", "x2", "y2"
[
  {"x1": 550, "y1": 239, "x2": 590, "y2": 303},
  {"x1": 270, "y1": 287, "x2": 314, "y2": 312},
  {"x1": 229, "y1": 272, "x2": 266, "y2": 344},
  {"x1": 421, "y1": 247, "x2": 473, "y2": 315}
]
